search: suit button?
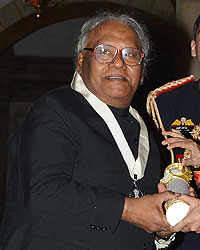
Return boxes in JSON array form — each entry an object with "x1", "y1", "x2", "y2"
[
  {"x1": 90, "y1": 225, "x2": 95, "y2": 229},
  {"x1": 102, "y1": 227, "x2": 107, "y2": 232},
  {"x1": 128, "y1": 191, "x2": 133, "y2": 197},
  {"x1": 96, "y1": 226, "x2": 101, "y2": 231}
]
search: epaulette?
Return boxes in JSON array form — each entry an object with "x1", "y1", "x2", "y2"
[
  {"x1": 146, "y1": 75, "x2": 195, "y2": 126},
  {"x1": 148, "y1": 75, "x2": 195, "y2": 100}
]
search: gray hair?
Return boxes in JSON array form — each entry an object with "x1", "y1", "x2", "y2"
[{"x1": 75, "y1": 12, "x2": 152, "y2": 76}]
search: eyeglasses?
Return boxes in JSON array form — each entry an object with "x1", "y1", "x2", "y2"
[{"x1": 83, "y1": 44, "x2": 144, "y2": 66}]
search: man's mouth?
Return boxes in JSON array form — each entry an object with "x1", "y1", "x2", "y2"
[{"x1": 105, "y1": 75, "x2": 128, "y2": 81}]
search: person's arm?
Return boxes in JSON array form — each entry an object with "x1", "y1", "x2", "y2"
[
  {"x1": 122, "y1": 184, "x2": 177, "y2": 249},
  {"x1": 122, "y1": 183, "x2": 176, "y2": 234}
]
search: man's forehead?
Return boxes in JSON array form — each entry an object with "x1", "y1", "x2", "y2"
[
  {"x1": 92, "y1": 20, "x2": 131, "y2": 34},
  {"x1": 86, "y1": 20, "x2": 137, "y2": 45}
]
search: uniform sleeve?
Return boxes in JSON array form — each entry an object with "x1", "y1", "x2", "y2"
[
  {"x1": 156, "y1": 93, "x2": 177, "y2": 132},
  {"x1": 156, "y1": 96, "x2": 170, "y2": 131},
  {"x1": 17, "y1": 95, "x2": 124, "y2": 233}
]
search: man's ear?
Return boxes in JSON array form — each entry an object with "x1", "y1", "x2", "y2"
[
  {"x1": 77, "y1": 52, "x2": 84, "y2": 74},
  {"x1": 191, "y1": 40, "x2": 197, "y2": 57}
]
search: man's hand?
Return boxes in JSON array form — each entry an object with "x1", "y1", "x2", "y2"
[{"x1": 122, "y1": 184, "x2": 176, "y2": 234}]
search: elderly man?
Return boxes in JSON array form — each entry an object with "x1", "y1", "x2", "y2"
[{"x1": 0, "y1": 13, "x2": 176, "y2": 250}]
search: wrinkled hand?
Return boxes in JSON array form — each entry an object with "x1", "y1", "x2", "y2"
[
  {"x1": 122, "y1": 184, "x2": 176, "y2": 234},
  {"x1": 171, "y1": 194, "x2": 200, "y2": 233},
  {"x1": 189, "y1": 186, "x2": 196, "y2": 197},
  {"x1": 162, "y1": 129, "x2": 200, "y2": 167}
]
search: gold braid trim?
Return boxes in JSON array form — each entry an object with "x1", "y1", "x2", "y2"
[
  {"x1": 191, "y1": 124, "x2": 200, "y2": 141},
  {"x1": 146, "y1": 75, "x2": 194, "y2": 164}
]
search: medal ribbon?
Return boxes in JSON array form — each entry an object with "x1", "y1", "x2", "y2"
[{"x1": 71, "y1": 72, "x2": 149, "y2": 180}]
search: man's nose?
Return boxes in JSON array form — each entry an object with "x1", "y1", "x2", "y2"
[{"x1": 109, "y1": 51, "x2": 125, "y2": 68}]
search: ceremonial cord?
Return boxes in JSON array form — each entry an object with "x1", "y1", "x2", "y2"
[{"x1": 146, "y1": 75, "x2": 195, "y2": 164}]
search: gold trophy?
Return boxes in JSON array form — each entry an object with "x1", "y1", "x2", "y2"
[
  {"x1": 160, "y1": 163, "x2": 192, "y2": 226},
  {"x1": 146, "y1": 76, "x2": 195, "y2": 226}
]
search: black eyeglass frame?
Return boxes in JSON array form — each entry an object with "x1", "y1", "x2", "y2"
[{"x1": 83, "y1": 44, "x2": 145, "y2": 66}]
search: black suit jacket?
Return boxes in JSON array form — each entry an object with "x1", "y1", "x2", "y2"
[{"x1": 0, "y1": 86, "x2": 160, "y2": 250}]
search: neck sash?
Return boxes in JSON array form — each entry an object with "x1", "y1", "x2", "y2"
[{"x1": 71, "y1": 72, "x2": 149, "y2": 180}]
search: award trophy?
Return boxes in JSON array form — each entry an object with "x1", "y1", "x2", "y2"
[
  {"x1": 146, "y1": 76, "x2": 196, "y2": 226},
  {"x1": 159, "y1": 163, "x2": 192, "y2": 226}
]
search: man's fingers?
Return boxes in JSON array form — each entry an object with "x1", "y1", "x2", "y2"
[
  {"x1": 162, "y1": 129, "x2": 185, "y2": 139},
  {"x1": 161, "y1": 190, "x2": 178, "y2": 202},
  {"x1": 163, "y1": 140, "x2": 192, "y2": 151},
  {"x1": 176, "y1": 194, "x2": 194, "y2": 205},
  {"x1": 189, "y1": 186, "x2": 196, "y2": 197},
  {"x1": 158, "y1": 183, "x2": 166, "y2": 193},
  {"x1": 182, "y1": 158, "x2": 194, "y2": 166}
]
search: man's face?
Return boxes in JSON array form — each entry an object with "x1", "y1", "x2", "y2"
[
  {"x1": 77, "y1": 20, "x2": 144, "y2": 108},
  {"x1": 191, "y1": 23, "x2": 200, "y2": 65}
]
